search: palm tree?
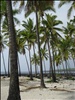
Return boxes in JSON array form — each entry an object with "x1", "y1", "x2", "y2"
[
  {"x1": 41, "y1": 13, "x2": 63, "y2": 82},
  {"x1": 58, "y1": 38, "x2": 70, "y2": 78},
  {"x1": 1, "y1": 1, "x2": 21, "y2": 76},
  {"x1": 34, "y1": 1, "x2": 46, "y2": 87},
  {"x1": 62, "y1": 19, "x2": 75, "y2": 73},
  {"x1": 58, "y1": 0, "x2": 75, "y2": 19},
  {"x1": 6, "y1": 1, "x2": 21, "y2": 100},
  {"x1": 22, "y1": 18, "x2": 37, "y2": 78},
  {"x1": 19, "y1": 18, "x2": 36, "y2": 80},
  {"x1": 16, "y1": 29, "x2": 30, "y2": 75}
]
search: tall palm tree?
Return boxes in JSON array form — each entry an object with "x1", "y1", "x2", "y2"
[
  {"x1": 22, "y1": 18, "x2": 37, "y2": 78},
  {"x1": 41, "y1": 13, "x2": 63, "y2": 82},
  {"x1": 19, "y1": 19, "x2": 36, "y2": 80},
  {"x1": 16, "y1": 29, "x2": 30, "y2": 75},
  {"x1": 34, "y1": 1, "x2": 45, "y2": 87},
  {"x1": 6, "y1": 1, "x2": 21, "y2": 100},
  {"x1": 58, "y1": 0, "x2": 75, "y2": 19},
  {"x1": 1, "y1": 9, "x2": 21, "y2": 77},
  {"x1": 1, "y1": 0, "x2": 21, "y2": 77},
  {"x1": 58, "y1": 38, "x2": 70, "y2": 77},
  {"x1": 62, "y1": 19, "x2": 75, "y2": 70}
]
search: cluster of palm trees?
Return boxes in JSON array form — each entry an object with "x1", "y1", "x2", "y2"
[{"x1": 1, "y1": 0, "x2": 75, "y2": 100}]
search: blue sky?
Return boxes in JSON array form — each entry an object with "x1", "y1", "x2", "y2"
[{"x1": 1, "y1": 1, "x2": 75, "y2": 74}]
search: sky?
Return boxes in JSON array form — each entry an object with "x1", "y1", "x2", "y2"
[{"x1": 1, "y1": 1, "x2": 75, "y2": 74}]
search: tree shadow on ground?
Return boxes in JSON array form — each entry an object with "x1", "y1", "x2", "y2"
[{"x1": 20, "y1": 86, "x2": 41, "y2": 92}]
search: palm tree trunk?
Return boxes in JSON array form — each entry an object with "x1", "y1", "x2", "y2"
[
  {"x1": 43, "y1": 60, "x2": 46, "y2": 75},
  {"x1": 8, "y1": 50, "x2": 10, "y2": 77},
  {"x1": 2, "y1": 50, "x2": 7, "y2": 76},
  {"x1": 61, "y1": 60, "x2": 66, "y2": 76},
  {"x1": 57, "y1": 65, "x2": 60, "y2": 74},
  {"x1": 52, "y1": 48, "x2": 56, "y2": 79},
  {"x1": 28, "y1": 45, "x2": 33, "y2": 80},
  {"x1": 47, "y1": 41, "x2": 56, "y2": 82},
  {"x1": 65, "y1": 60, "x2": 68, "y2": 78},
  {"x1": 67, "y1": 60, "x2": 72, "y2": 76},
  {"x1": 24, "y1": 52, "x2": 30, "y2": 75},
  {"x1": 33, "y1": 43, "x2": 37, "y2": 77},
  {"x1": 6, "y1": 1, "x2": 21, "y2": 100},
  {"x1": 17, "y1": 54, "x2": 21, "y2": 76},
  {"x1": 72, "y1": 57, "x2": 75, "y2": 68},
  {"x1": 35, "y1": 1, "x2": 45, "y2": 88}
]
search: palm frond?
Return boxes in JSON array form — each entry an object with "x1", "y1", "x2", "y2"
[
  {"x1": 58, "y1": 1, "x2": 66, "y2": 8},
  {"x1": 53, "y1": 20, "x2": 63, "y2": 26},
  {"x1": 13, "y1": 17, "x2": 20, "y2": 25},
  {"x1": 54, "y1": 27, "x2": 63, "y2": 32},
  {"x1": 67, "y1": 6, "x2": 73, "y2": 19}
]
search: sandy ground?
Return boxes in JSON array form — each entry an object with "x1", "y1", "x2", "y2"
[{"x1": 1, "y1": 76, "x2": 75, "y2": 100}]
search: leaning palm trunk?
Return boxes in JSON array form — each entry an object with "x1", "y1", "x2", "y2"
[
  {"x1": 61, "y1": 60, "x2": 66, "y2": 76},
  {"x1": 6, "y1": 1, "x2": 21, "y2": 100},
  {"x1": 47, "y1": 41, "x2": 56, "y2": 82},
  {"x1": 28, "y1": 45, "x2": 33, "y2": 80},
  {"x1": 17, "y1": 54, "x2": 21, "y2": 76},
  {"x1": 35, "y1": 1, "x2": 45, "y2": 88},
  {"x1": 8, "y1": 50, "x2": 10, "y2": 77},
  {"x1": 2, "y1": 50, "x2": 7, "y2": 76},
  {"x1": 67, "y1": 60, "x2": 72, "y2": 76},
  {"x1": 56, "y1": 65, "x2": 60, "y2": 74},
  {"x1": 24, "y1": 52, "x2": 30, "y2": 75},
  {"x1": 43, "y1": 60, "x2": 46, "y2": 75},
  {"x1": 33, "y1": 43, "x2": 37, "y2": 77},
  {"x1": 52, "y1": 47, "x2": 56, "y2": 79},
  {"x1": 64, "y1": 59, "x2": 68, "y2": 78},
  {"x1": 72, "y1": 57, "x2": 75, "y2": 68},
  {"x1": 23, "y1": 48, "x2": 30, "y2": 75}
]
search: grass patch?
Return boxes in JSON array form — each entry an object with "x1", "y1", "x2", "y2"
[{"x1": 67, "y1": 77, "x2": 75, "y2": 80}]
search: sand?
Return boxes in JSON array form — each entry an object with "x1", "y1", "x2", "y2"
[{"x1": 1, "y1": 76, "x2": 75, "y2": 100}]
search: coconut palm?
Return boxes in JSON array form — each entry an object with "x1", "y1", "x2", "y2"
[
  {"x1": 19, "y1": 18, "x2": 36, "y2": 80},
  {"x1": 1, "y1": 0, "x2": 22, "y2": 77},
  {"x1": 22, "y1": 18, "x2": 37, "y2": 77},
  {"x1": 16, "y1": 29, "x2": 30, "y2": 75},
  {"x1": 62, "y1": 18, "x2": 75, "y2": 69},
  {"x1": 40, "y1": 13, "x2": 63, "y2": 82},
  {"x1": 19, "y1": 30, "x2": 34, "y2": 80},
  {"x1": 6, "y1": 1, "x2": 21, "y2": 100},
  {"x1": 58, "y1": 0, "x2": 75, "y2": 19},
  {"x1": 1, "y1": 11, "x2": 21, "y2": 77},
  {"x1": 59, "y1": 39, "x2": 70, "y2": 77}
]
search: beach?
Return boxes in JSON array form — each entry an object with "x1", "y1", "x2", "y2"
[{"x1": 1, "y1": 76, "x2": 75, "y2": 100}]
